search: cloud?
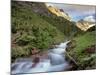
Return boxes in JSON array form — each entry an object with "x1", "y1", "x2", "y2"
[
  {"x1": 46, "y1": 3, "x2": 96, "y2": 21},
  {"x1": 84, "y1": 15, "x2": 95, "y2": 22}
]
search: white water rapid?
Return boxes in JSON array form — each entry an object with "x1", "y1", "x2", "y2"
[{"x1": 11, "y1": 41, "x2": 70, "y2": 75}]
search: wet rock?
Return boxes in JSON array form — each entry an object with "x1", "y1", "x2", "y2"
[
  {"x1": 31, "y1": 56, "x2": 40, "y2": 67},
  {"x1": 33, "y1": 57, "x2": 40, "y2": 63},
  {"x1": 66, "y1": 40, "x2": 76, "y2": 51},
  {"x1": 31, "y1": 47, "x2": 40, "y2": 55}
]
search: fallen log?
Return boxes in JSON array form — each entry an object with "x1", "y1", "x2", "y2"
[
  {"x1": 66, "y1": 52, "x2": 78, "y2": 66},
  {"x1": 65, "y1": 52, "x2": 80, "y2": 70}
]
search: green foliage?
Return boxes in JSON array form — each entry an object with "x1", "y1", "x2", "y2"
[
  {"x1": 39, "y1": 14, "x2": 77, "y2": 37},
  {"x1": 74, "y1": 31, "x2": 95, "y2": 55},
  {"x1": 16, "y1": 34, "x2": 35, "y2": 46},
  {"x1": 11, "y1": 1, "x2": 66, "y2": 60},
  {"x1": 66, "y1": 31, "x2": 96, "y2": 69},
  {"x1": 12, "y1": 46, "x2": 32, "y2": 59}
]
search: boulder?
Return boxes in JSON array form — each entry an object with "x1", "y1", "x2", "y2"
[
  {"x1": 31, "y1": 47, "x2": 40, "y2": 55},
  {"x1": 66, "y1": 40, "x2": 76, "y2": 51}
]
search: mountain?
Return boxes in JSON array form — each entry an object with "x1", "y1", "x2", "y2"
[
  {"x1": 76, "y1": 16, "x2": 96, "y2": 31},
  {"x1": 46, "y1": 5, "x2": 71, "y2": 21}
]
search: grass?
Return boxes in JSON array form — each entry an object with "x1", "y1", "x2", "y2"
[
  {"x1": 74, "y1": 31, "x2": 96, "y2": 56},
  {"x1": 66, "y1": 31, "x2": 96, "y2": 69}
]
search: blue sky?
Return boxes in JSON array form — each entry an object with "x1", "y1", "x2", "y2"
[{"x1": 46, "y1": 3, "x2": 96, "y2": 22}]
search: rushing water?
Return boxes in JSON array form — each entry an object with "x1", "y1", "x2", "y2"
[{"x1": 11, "y1": 41, "x2": 70, "y2": 74}]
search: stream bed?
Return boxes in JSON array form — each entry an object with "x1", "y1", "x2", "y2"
[{"x1": 11, "y1": 41, "x2": 70, "y2": 74}]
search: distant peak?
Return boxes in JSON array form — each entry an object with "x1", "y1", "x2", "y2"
[
  {"x1": 45, "y1": 4, "x2": 71, "y2": 21},
  {"x1": 76, "y1": 18, "x2": 95, "y2": 31}
]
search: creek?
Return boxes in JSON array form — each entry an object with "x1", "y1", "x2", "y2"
[{"x1": 11, "y1": 41, "x2": 70, "y2": 74}]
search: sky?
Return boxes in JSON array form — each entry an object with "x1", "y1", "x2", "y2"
[{"x1": 46, "y1": 3, "x2": 96, "y2": 22}]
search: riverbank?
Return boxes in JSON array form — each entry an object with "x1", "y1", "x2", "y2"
[
  {"x1": 65, "y1": 31, "x2": 96, "y2": 70},
  {"x1": 11, "y1": 41, "x2": 64, "y2": 63}
]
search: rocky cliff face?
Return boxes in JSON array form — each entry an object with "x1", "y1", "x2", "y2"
[
  {"x1": 45, "y1": 5, "x2": 71, "y2": 21},
  {"x1": 76, "y1": 20, "x2": 95, "y2": 31}
]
